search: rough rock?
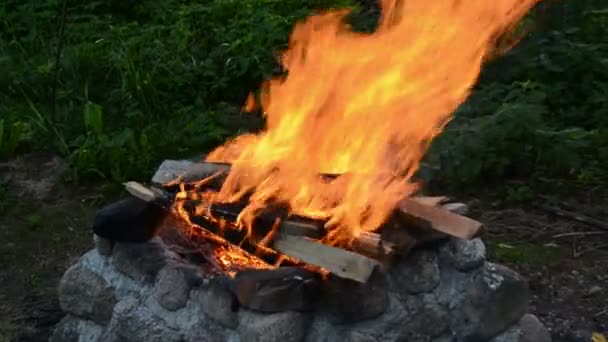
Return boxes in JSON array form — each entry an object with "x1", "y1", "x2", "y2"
[
  {"x1": 304, "y1": 316, "x2": 341, "y2": 342},
  {"x1": 185, "y1": 321, "x2": 232, "y2": 342},
  {"x1": 112, "y1": 238, "x2": 171, "y2": 282},
  {"x1": 232, "y1": 267, "x2": 321, "y2": 313},
  {"x1": 490, "y1": 325, "x2": 522, "y2": 342},
  {"x1": 440, "y1": 237, "x2": 486, "y2": 272},
  {"x1": 49, "y1": 315, "x2": 105, "y2": 342},
  {"x1": 238, "y1": 310, "x2": 311, "y2": 342},
  {"x1": 399, "y1": 296, "x2": 451, "y2": 340},
  {"x1": 110, "y1": 296, "x2": 183, "y2": 342},
  {"x1": 58, "y1": 263, "x2": 116, "y2": 325},
  {"x1": 451, "y1": 263, "x2": 529, "y2": 341},
  {"x1": 153, "y1": 264, "x2": 192, "y2": 311},
  {"x1": 191, "y1": 277, "x2": 238, "y2": 329},
  {"x1": 391, "y1": 249, "x2": 440, "y2": 294},
  {"x1": 325, "y1": 268, "x2": 388, "y2": 323},
  {"x1": 344, "y1": 331, "x2": 378, "y2": 342},
  {"x1": 94, "y1": 234, "x2": 113, "y2": 256},
  {"x1": 342, "y1": 295, "x2": 409, "y2": 342},
  {"x1": 93, "y1": 197, "x2": 166, "y2": 242},
  {"x1": 152, "y1": 159, "x2": 201, "y2": 185},
  {"x1": 518, "y1": 314, "x2": 551, "y2": 342}
]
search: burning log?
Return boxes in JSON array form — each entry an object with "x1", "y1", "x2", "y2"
[
  {"x1": 124, "y1": 181, "x2": 382, "y2": 283},
  {"x1": 397, "y1": 199, "x2": 481, "y2": 239},
  {"x1": 273, "y1": 235, "x2": 380, "y2": 283},
  {"x1": 151, "y1": 160, "x2": 484, "y2": 239}
]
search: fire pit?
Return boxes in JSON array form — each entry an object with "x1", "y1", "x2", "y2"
[
  {"x1": 52, "y1": 1, "x2": 552, "y2": 341},
  {"x1": 51, "y1": 161, "x2": 549, "y2": 342}
]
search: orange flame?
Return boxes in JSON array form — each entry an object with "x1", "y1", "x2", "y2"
[{"x1": 206, "y1": 0, "x2": 540, "y2": 246}]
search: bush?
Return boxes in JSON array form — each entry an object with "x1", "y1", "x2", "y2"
[
  {"x1": 0, "y1": 0, "x2": 355, "y2": 181},
  {"x1": 1, "y1": 0, "x2": 607, "y2": 189},
  {"x1": 427, "y1": 1, "x2": 608, "y2": 188}
]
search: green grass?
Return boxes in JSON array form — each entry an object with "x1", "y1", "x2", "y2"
[{"x1": 488, "y1": 241, "x2": 563, "y2": 265}]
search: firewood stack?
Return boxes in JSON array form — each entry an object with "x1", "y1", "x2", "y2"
[{"x1": 115, "y1": 159, "x2": 484, "y2": 284}]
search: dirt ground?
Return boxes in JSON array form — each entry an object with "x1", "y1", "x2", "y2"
[{"x1": 0, "y1": 153, "x2": 606, "y2": 341}]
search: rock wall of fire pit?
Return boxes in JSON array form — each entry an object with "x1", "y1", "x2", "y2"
[{"x1": 51, "y1": 234, "x2": 550, "y2": 342}]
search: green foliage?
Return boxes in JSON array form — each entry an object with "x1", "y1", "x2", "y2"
[
  {"x1": 1, "y1": 0, "x2": 606, "y2": 190},
  {"x1": 427, "y1": 0, "x2": 608, "y2": 189},
  {"x1": 489, "y1": 242, "x2": 562, "y2": 265},
  {"x1": 0, "y1": 0, "x2": 356, "y2": 181}
]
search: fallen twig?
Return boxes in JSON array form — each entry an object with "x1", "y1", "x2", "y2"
[
  {"x1": 552, "y1": 231, "x2": 607, "y2": 239},
  {"x1": 594, "y1": 308, "x2": 608, "y2": 318},
  {"x1": 536, "y1": 203, "x2": 608, "y2": 232},
  {"x1": 573, "y1": 243, "x2": 608, "y2": 258}
]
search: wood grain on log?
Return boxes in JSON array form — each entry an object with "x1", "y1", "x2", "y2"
[{"x1": 273, "y1": 235, "x2": 380, "y2": 283}]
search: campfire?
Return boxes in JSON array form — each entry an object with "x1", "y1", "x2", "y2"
[
  {"x1": 52, "y1": 1, "x2": 553, "y2": 341},
  {"x1": 123, "y1": 160, "x2": 482, "y2": 284}
]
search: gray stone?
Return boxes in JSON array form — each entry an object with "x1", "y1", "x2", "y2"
[
  {"x1": 432, "y1": 335, "x2": 456, "y2": 342},
  {"x1": 518, "y1": 314, "x2": 551, "y2": 342},
  {"x1": 325, "y1": 269, "x2": 388, "y2": 323},
  {"x1": 490, "y1": 325, "x2": 522, "y2": 342},
  {"x1": 50, "y1": 315, "x2": 105, "y2": 342},
  {"x1": 440, "y1": 238, "x2": 486, "y2": 272},
  {"x1": 110, "y1": 296, "x2": 183, "y2": 342},
  {"x1": 58, "y1": 263, "x2": 116, "y2": 325},
  {"x1": 344, "y1": 331, "x2": 378, "y2": 342},
  {"x1": 112, "y1": 238, "x2": 170, "y2": 283},
  {"x1": 152, "y1": 159, "x2": 197, "y2": 185},
  {"x1": 94, "y1": 234, "x2": 113, "y2": 256},
  {"x1": 238, "y1": 310, "x2": 311, "y2": 342},
  {"x1": 391, "y1": 249, "x2": 440, "y2": 294},
  {"x1": 304, "y1": 316, "x2": 340, "y2": 342},
  {"x1": 343, "y1": 295, "x2": 409, "y2": 342},
  {"x1": 50, "y1": 316, "x2": 80, "y2": 342},
  {"x1": 232, "y1": 267, "x2": 320, "y2": 313},
  {"x1": 185, "y1": 322, "x2": 231, "y2": 342},
  {"x1": 99, "y1": 330, "x2": 128, "y2": 342},
  {"x1": 451, "y1": 263, "x2": 529, "y2": 341},
  {"x1": 399, "y1": 297, "x2": 451, "y2": 340},
  {"x1": 191, "y1": 277, "x2": 238, "y2": 329},
  {"x1": 154, "y1": 264, "x2": 192, "y2": 311}
]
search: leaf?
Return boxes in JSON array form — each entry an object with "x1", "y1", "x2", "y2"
[
  {"x1": 592, "y1": 332, "x2": 607, "y2": 342},
  {"x1": 0, "y1": 119, "x2": 4, "y2": 151},
  {"x1": 84, "y1": 101, "x2": 104, "y2": 134}
]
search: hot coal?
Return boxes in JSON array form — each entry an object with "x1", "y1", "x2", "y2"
[
  {"x1": 93, "y1": 197, "x2": 166, "y2": 242},
  {"x1": 231, "y1": 267, "x2": 321, "y2": 313}
]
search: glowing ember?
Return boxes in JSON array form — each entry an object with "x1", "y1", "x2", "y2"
[{"x1": 192, "y1": 0, "x2": 540, "y2": 247}]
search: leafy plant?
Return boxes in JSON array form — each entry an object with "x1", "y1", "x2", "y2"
[{"x1": 0, "y1": 119, "x2": 25, "y2": 157}]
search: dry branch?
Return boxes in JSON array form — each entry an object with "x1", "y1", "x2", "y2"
[{"x1": 536, "y1": 203, "x2": 608, "y2": 232}]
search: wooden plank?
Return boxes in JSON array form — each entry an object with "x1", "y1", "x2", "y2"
[
  {"x1": 272, "y1": 235, "x2": 380, "y2": 283},
  {"x1": 398, "y1": 198, "x2": 482, "y2": 239},
  {"x1": 410, "y1": 196, "x2": 449, "y2": 206}
]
